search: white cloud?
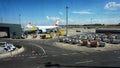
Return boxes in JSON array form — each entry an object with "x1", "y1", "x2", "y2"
[
  {"x1": 59, "y1": 12, "x2": 63, "y2": 15},
  {"x1": 72, "y1": 11, "x2": 93, "y2": 14},
  {"x1": 46, "y1": 16, "x2": 50, "y2": 20},
  {"x1": 68, "y1": 18, "x2": 75, "y2": 23},
  {"x1": 60, "y1": 19, "x2": 66, "y2": 23},
  {"x1": 60, "y1": 18, "x2": 77, "y2": 23},
  {"x1": 46, "y1": 16, "x2": 65, "y2": 23},
  {"x1": 46, "y1": 16, "x2": 58, "y2": 21},
  {"x1": 104, "y1": 2, "x2": 120, "y2": 10}
]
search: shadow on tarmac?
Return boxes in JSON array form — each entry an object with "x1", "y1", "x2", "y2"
[{"x1": 44, "y1": 62, "x2": 120, "y2": 68}]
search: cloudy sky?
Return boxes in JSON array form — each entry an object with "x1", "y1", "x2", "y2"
[{"x1": 0, "y1": 0, "x2": 120, "y2": 26}]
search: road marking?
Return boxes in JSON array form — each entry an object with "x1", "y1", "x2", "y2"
[
  {"x1": 2, "y1": 58, "x2": 12, "y2": 61},
  {"x1": 35, "y1": 54, "x2": 38, "y2": 55},
  {"x1": 29, "y1": 56, "x2": 37, "y2": 59},
  {"x1": 12, "y1": 53, "x2": 47, "y2": 58},
  {"x1": 75, "y1": 60, "x2": 93, "y2": 64},
  {"x1": 41, "y1": 55, "x2": 48, "y2": 58},
  {"x1": 52, "y1": 55, "x2": 58, "y2": 57},
  {"x1": 39, "y1": 53, "x2": 41, "y2": 55},
  {"x1": 118, "y1": 57, "x2": 120, "y2": 58},
  {"x1": 32, "y1": 54, "x2": 35, "y2": 56},
  {"x1": 29, "y1": 43, "x2": 46, "y2": 55},
  {"x1": 62, "y1": 54, "x2": 68, "y2": 55},
  {"x1": 21, "y1": 55, "x2": 25, "y2": 56},
  {"x1": 24, "y1": 54, "x2": 28, "y2": 56},
  {"x1": 81, "y1": 52, "x2": 89, "y2": 55},
  {"x1": 36, "y1": 66, "x2": 40, "y2": 68}
]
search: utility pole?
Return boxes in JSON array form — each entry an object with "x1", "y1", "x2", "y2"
[
  {"x1": 19, "y1": 14, "x2": 22, "y2": 29},
  {"x1": 66, "y1": 6, "x2": 69, "y2": 37},
  {"x1": 19, "y1": 14, "x2": 21, "y2": 25}
]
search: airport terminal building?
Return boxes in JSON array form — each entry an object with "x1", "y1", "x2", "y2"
[{"x1": 0, "y1": 23, "x2": 22, "y2": 38}]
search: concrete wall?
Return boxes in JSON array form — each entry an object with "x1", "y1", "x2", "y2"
[{"x1": 0, "y1": 23, "x2": 22, "y2": 38}]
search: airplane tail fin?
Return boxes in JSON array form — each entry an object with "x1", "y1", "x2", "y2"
[
  {"x1": 54, "y1": 18, "x2": 60, "y2": 26},
  {"x1": 26, "y1": 22, "x2": 32, "y2": 28}
]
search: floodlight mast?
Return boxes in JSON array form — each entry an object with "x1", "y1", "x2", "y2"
[
  {"x1": 66, "y1": 6, "x2": 69, "y2": 37},
  {"x1": 19, "y1": 14, "x2": 21, "y2": 25}
]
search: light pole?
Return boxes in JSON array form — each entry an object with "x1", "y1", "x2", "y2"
[
  {"x1": 66, "y1": 6, "x2": 69, "y2": 37},
  {"x1": 19, "y1": 14, "x2": 21, "y2": 26}
]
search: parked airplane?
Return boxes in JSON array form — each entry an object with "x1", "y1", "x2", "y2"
[
  {"x1": 36, "y1": 18, "x2": 60, "y2": 30},
  {"x1": 36, "y1": 18, "x2": 60, "y2": 33},
  {"x1": 24, "y1": 22, "x2": 37, "y2": 31},
  {"x1": 23, "y1": 18, "x2": 60, "y2": 34}
]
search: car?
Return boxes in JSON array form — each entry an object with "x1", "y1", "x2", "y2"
[
  {"x1": 4, "y1": 44, "x2": 16, "y2": 51},
  {"x1": 111, "y1": 39, "x2": 120, "y2": 44},
  {"x1": 58, "y1": 38, "x2": 65, "y2": 42},
  {"x1": 90, "y1": 41, "x2": 99, "y2": 47},
  {"x1": 76, "y1": 30, "x2": 81, "y2": 32},
  {"x1": 99, "y1": 42, "x2": 105, "y2": 47},
  {"x1": 71, "y1": 38, "x2": 79, "y2": 44},
  {"x1": 64, "y1": 37, "x2": 72, "y2": 43}
]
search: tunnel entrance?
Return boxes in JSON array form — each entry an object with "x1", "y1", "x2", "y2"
[{"x1": 0, "y1": 27, "x2": 10, "y2": 38}]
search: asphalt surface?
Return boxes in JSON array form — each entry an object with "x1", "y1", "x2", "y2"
[{"x1": 0, "y1": 39, "x2": 120, "y2": 68}]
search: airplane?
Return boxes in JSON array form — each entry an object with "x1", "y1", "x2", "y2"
[
  {"x1": 36, "y1": 18, "x2": 60, "y2": 33},
  {"x1": 36, "y1": 18, "x2": 60, "y2": 29},
  {"x1": 23, "y1": 18, "x2": 60, "y2": 34},
  {"x1": 23, "y1": 22, "x2": 38, "y2": 34},
  {"x1": 24, "y1": 22, "x2": 37, "y2": 31}
]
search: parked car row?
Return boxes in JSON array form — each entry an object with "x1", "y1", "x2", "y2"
[{"x1": 58, "y1": 33, "x2": 120, "y2": 47}]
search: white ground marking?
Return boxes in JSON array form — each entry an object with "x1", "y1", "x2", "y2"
[
  {"x1": 62, "y1": 54, "x2": 69, "y2": 56},
  {"x1": 36, "y1": 66, "x2": 40, "y2": 68},
  {"x1": 28, "y1": 56, "x2": 37, "y2": 58},
  {"x1": 81, "y1": 52, "x2": 89, "y2": 55},
  {"x1": 52, "y1": 55, "x2": 58, "y2": 57},
  {"x1": 2, "y1": 58, "x2": 12, "y2": 61},
  {"x1": 38, "y1": 53, "x2": 41, "y2": 55},
  {"x1": 22, "y1": 55, "x2": 25, "y2": 56},
  {"x1": 29, "y1": 43, "x2": 46, "y2": 55},
  {"x1": 117, "y1": 57, "x2": 120, "y2": 58},
  {"x1": 75, "y1": 60, "x2": 93, "y2": 64},
  {"x1": 41, "y1": 55, "x2": 48, "y2": 58},
  {"x1": 25, "y1": 54, "x2": 28, "y2": 56}
]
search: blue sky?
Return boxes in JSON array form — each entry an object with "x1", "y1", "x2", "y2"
[{"x1": 0, "y1": 0, "x2": 120, "y2": 26}]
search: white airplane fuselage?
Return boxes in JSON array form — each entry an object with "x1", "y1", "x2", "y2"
[{"x1": 23, "y1": 18, "x2": 60, "y2": 34}]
